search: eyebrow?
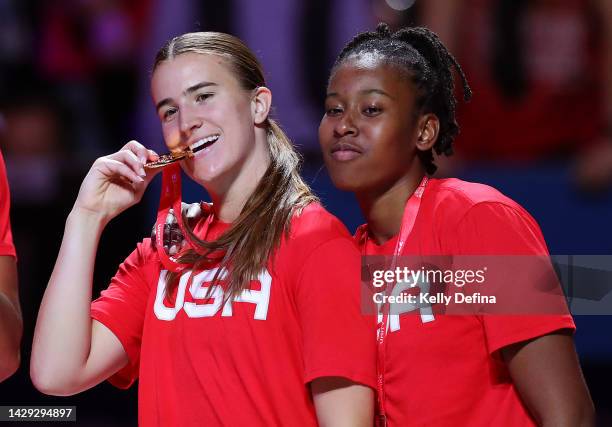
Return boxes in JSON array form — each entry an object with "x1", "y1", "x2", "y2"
[
  {"x1": 155, "y1": 81, "x2": 218, "y2": 112},
  {"x1": 325, "y1": 88, "x2": 394, "y2": 100}
]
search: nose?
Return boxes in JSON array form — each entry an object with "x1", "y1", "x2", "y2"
[
  {"x1": 179, "y1": 107, "x2": 203, "y2": 137},
  {"x1": 334, "y1": 112, "x2": 358, "y2": 138}
]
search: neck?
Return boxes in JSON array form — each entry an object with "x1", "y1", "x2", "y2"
[
  {"x1": 357, "y1": 162, "x2": 426, "y2": 245},
  {"x1": 208, "y1": 130, "x2": 271, "y2": 223}
]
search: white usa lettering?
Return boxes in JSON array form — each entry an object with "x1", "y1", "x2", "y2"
[
  {"x1": 154, "y1": 268, "x2": 272, "y2": 321},
  {"x1": 380, "y1": 278, "x2": 435, "y2": 332}
]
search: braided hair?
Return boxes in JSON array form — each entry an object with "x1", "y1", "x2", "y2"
[{"x1": 332, "y1": 23, "x2": 472, "y2": 174}]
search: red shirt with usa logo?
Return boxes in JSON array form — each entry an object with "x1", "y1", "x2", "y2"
[
  {"x1": 91, "y1": 203, "x2": 376, "y2": 426},
  {"x1": 358, "y1": 178, "x2": 575, "y2": 427}
]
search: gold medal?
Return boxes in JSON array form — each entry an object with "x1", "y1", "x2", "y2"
[{"x1": 144, "y1": 149, "x2": 193, "y2": 169}]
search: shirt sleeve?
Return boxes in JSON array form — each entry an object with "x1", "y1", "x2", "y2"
[
  {"x1": 0, "y1": 152, "x2": 16, "y2": 258},
  {"x1": 452, "y1": 202, "x2": 575, "y2": 354},
  {"x1": 90, "y1": 239, "x2": 155, "y2": 388},
  {"x1": 295, "y1": 237, "x2": 377, "y2": 389}
]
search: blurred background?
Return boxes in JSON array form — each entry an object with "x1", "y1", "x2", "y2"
[{"x1": 1, "y1": 0, "x2": 611, "y2": 425}]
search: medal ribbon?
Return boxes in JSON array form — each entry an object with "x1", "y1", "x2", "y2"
[
  {"x1": 154, "y1": 163, "x2": 213, "y2": 272},
  {"x1": 366, "y1": 176, "x2": 429, "y2": 427}
]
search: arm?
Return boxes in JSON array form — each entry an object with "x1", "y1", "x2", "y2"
[
  {"x1": 0, "y1": 255, "x2": 21, "y2": 382},
  {"x1": 31, "y1": 141, "x2": 159, "y2": 395},
  {"x1": 501, "y1": 331, "x2": 595, "y2": 427},
  {"x1": 453, "y1": 202, "x2": 595, "y2": 425},
  {"x1": 30, "y1": 210, "x2": 129, "y2": 395},
  {"x1": 294, "y1": 235, "x2": 377, "y2": 426},
  {"x1": 312, "y1": 377, "x2": 374, "y2": 427}
]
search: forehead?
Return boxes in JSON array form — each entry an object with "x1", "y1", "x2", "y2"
[
  {"x1": 151, "y1": 52, "x2": 236, "y2": 99},
  {"x1": 329, "y1": 55, "x2": 413, "y2": 95}
]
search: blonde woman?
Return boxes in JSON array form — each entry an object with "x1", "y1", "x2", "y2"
[{"x1": 31, "y1": 32, "x2": 375, "y2": 426}]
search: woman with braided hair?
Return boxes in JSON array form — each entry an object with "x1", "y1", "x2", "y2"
[{"x1": 319, "y1": 24, "x2": 594, "y2": 426}]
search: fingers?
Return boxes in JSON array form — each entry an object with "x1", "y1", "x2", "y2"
[
  {"x1": 108, "y1": 150, "x2": 146, "y2": 179},
  {"x1": 122, "y1": 140, "x2": 158, "y2": 163},
  {"x1": 97, "y1": 158, "x2": 145, "y2": 186},
  {"x1": 147, "y1": 149, "x2": 160, "y2": 162},
  {"x1": 110, "y1": 141, "x2": 162, "y2": 184}
]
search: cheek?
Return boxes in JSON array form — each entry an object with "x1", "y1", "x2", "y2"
[
  {"x1": 318, "y1": 118, "x2": 335, "y2": 145},
  {"x1": 212, "y1": 98, "x2": 252, "y2": 135},
  {"x1": 162, "y1": 124, "x2": 181, "y2": 150},
  {"x1": 371, "y1": 122, "x2": 410, "y2": 154},
  {"x1": 317, "y1": 120, "x2": 328, "y2": 144},
  {"x1": 221, "y1": 91, "x2": 251, "y2": 116},
  {"x1": 366, "y1": 121, "x2": 392, "y2": 141}
]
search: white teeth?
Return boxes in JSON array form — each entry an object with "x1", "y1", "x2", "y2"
[{"x1": 190, "y1": 135, "x2": 220, "y2": 150}]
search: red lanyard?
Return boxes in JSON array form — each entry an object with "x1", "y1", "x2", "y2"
[
  {"x1": 366, "y1": 176, "x2": 428, "y2": 427},
  {"x1": 154, "y1": 163, "x2": 213, "y2": 273}
]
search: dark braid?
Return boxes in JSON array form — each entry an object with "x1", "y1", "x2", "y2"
[{"x1": 332, "y1": 23, "x2": 472, "y2": 174}]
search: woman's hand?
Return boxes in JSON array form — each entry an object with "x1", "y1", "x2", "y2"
[{"x1": 73, "y1": 141, "x2": 160, "y2": 223}]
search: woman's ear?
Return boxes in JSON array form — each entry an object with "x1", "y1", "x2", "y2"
[
  {"x1": 415, "y1": 114, "x2": 440, "y2": 152},
  {"x1": 252, "y1": 87, "x2": 272, "y2": 125}
]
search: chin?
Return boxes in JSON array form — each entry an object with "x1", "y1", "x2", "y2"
[
  {"x1": 179, "y1": 166, "x2": 212, "y2": 189},
  {"x1": 182, "y1": 155, "x2": 224, "y2": 180},
  {"x1": 326, "y1": 169, "x2": 360, "y2": 193}
]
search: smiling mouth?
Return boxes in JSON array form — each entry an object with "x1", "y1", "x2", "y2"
[
  {"x1": 143, "y1": 134, "x2": 221, "y2": 169},
  {"x1": 190, "y1": 134, "x2": 220, "y2": 154}
]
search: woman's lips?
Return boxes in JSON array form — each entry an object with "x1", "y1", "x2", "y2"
[{"x1": 330, "y1": 142, "x2": 363, "y2": 162}]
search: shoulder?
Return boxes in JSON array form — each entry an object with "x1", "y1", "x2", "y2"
[
  {"x1": 427, "y1": 180, "x2": 547, "y2": 254},
  {"x1": 425, "y1": 178, "x2": 534, "y2": 224},
  {"x1": 125, "y1": 237, "x2": 160, "y2": 270},
  {"x1": 289, "y1": 202, "x2": 353, "y2": 243},
  {"x1": 279, "y1": 202, "x2": 358, "y2": 263},
  {"x1": 428, "y1": 178, "x2": 520, "y2": 210}
]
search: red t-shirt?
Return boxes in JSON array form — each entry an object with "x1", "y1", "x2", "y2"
[
  {"x1": 357, "y1": 178, "x2": 574, "y2": 426},
  {"x1": 0, "y1": 151, "x2": 16, "y2": 258},
  {"x1": 91, "y1": 203, "x2": 376, "y2": 426}
]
